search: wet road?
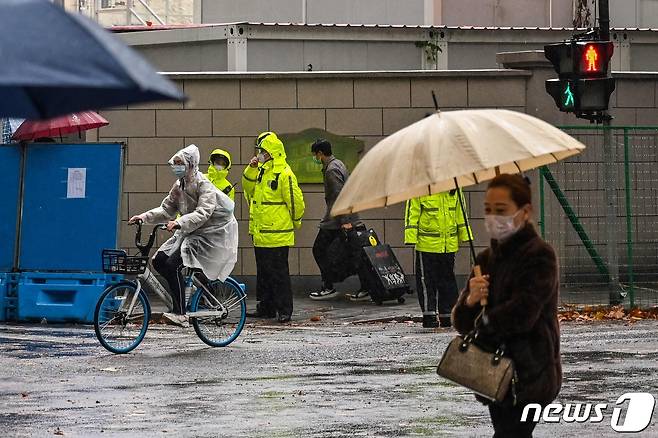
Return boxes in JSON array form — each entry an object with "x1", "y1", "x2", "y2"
[{"x1": 1, "y1": 320, "x2": 657, "y2": 437}]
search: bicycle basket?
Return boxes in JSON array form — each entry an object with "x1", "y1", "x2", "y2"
[{"x1": 102, "y1": 249, "x2": 148, "y2": 275}]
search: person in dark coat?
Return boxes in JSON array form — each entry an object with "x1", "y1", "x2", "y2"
[
  {"x1": 308, "y1": 138, "x2": 370, "y2": 301},
  {"x1": 452, "y1": 174, "x2": 561, "y2": 438}
]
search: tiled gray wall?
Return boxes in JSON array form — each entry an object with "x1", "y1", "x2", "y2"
[{"x1": 98, "y1": 73, "x2": 527, "y2": 278}]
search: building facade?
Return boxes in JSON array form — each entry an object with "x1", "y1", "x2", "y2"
[{"x1": 118, "y1": 23, "x2": 658, "y2": 73}]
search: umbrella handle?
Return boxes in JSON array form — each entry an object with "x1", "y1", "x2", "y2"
[{"x1": 473, "y1": 265, "x2": 488, "y2": 306}]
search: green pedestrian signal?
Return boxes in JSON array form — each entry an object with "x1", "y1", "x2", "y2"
[
  {"x1": 563, "y1": 83, "x2": 575, "y2": 108},
  {"x1": 546, "y1": 78, "x2": 615, "y2": 113}
]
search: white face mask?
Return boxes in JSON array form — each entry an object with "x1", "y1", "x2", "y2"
[
  {"x1": 257, "y1": 152, "x2": 267, "y2": 163},
  {"x1": 214, "y1": 164, "x2": 225, "y2": 171},
  {"x1": 484, "y1": 210, "x2": 523, "y2": 241}
]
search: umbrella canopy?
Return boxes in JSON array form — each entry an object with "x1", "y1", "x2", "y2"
[
  {"x1": 12, "y1": 111, "x2": 109, "y2": 141},
  {"x1": 0, "y1": 0, "x2": 185, "y2": 119},
  {"x1": 332, "y1": 109, "x2": 586, "y2": 216}
]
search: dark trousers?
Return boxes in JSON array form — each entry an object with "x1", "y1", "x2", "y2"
[
  {"x1": 489, "y1": 401, "x2": 538, "y2": 438},
  {"x1": 312, "y1": 228, "x2": 367, "y2": 290},
  {"x1": 415, "y1": 251, "x2": 458, "y2": 318},
  {"x1": 153, "y1": 249, "x2": 185, "y2": 315},
  {"x1": 254, "y1": 246, "x2": 293, "y2": 317}
]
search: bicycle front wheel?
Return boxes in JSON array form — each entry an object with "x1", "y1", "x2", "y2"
[
  {"x1": 190, "y1": 280, "x2": 246, "y2": 347},
  {"x1": 94, "y1": 282, "x2": 150, "y2": 354}
]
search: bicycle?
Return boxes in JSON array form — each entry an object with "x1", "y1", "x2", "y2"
[{"x1": 94, "y1": 222, "x2": 247, "y2": 354}]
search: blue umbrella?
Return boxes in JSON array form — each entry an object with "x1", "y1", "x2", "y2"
[{"x1": 0, "y1": 0, "x2": 185, "y2": 119}]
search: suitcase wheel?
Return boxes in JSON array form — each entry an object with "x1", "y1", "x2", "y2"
[{"x1": 397, "y1": 297, "x2": 405, "y2": 304}]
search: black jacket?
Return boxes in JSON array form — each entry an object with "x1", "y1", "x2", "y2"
[
  {"x1": 320, "y1": 156, "x2": 359, "y2": 230},
  {"x1": 452, "y1": 224, "x2": 562, "y2": 405}
]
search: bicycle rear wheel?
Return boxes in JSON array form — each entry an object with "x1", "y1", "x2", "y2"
[
  {"x1": 190, "y1": 279, "x2": 246, "y2": 347},
  {"x1": 94, "y1": 282, "x2": 150, "y2": 354}
]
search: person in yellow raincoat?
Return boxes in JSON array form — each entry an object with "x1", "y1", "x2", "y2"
[
  {"x1": 205, "y1": 148, "x2": 235, "y2": 201},
  {"x1": 404, "y1": 190, "x2": 473, "y2": 328},
  {"x1": 242, "y1": 131, "x2": 305, "y2": 323}
]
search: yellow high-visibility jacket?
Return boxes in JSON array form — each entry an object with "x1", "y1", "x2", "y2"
[
  {"x1": 205, "y1": 148, "x2": 235, "y2": 201},
  {"x1": 404, "y1": 190, "x2": 473, "y2": 253},
  {"x1": 242, "y1": 133, "x2": 305, "y2": 247}
]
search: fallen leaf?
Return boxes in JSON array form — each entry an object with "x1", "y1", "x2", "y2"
[
  {"x1": 309, "y1": 315, "x2": 322, "y2": 322},
  {"x1": 21, "y1": 393, "x2": 28, "y2": 398}
]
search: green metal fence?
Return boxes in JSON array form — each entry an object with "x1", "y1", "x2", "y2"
[{"x1": 539, "y1": 126, "x2": 658, "y2": 308}]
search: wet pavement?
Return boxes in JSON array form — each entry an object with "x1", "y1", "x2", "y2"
[{"x1": 1, "y1": 294, "x2": 657, "y2": 437}]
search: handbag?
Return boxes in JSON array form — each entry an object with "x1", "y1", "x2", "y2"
[{"x1": 436, "y1": 310, "x2": 516, "y2": 403}]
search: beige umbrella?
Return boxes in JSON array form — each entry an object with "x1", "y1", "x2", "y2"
[
  {"x1": 331, "y1": 109, "x2": 586, "y2": 302},
  {"x1": 332, "y1": 109, "x2": 586, "y2": 216}
]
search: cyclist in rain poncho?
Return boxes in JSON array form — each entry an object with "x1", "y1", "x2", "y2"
[{"x1": 129, "y1": 144, "x2": 238, "y2": 326}]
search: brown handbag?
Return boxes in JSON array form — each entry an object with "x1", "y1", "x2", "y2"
[{"x1": 436, "y1": 312, "x2": 516, "y2": 403}]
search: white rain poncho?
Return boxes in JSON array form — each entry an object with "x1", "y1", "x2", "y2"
[{"x1": 139, "y1": 144, "x2": 238, "y2": 281}]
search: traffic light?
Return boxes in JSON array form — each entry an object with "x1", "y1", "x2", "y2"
[{"x1": 544, "y1": 40, "x2": 615, "y2": 115}]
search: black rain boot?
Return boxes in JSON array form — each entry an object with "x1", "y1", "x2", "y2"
[{"x1": 422, "y1": 314, "x2": 439, "y2": 328}]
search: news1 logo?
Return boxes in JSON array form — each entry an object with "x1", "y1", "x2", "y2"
[{"x1": 521, "y1": 392, "x2": 656, "y2": 432}]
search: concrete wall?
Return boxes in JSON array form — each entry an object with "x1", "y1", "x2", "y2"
[
  {"x1": 122, "y1": 25, "x2": 658, "y2": 73},
  {"x1": 201, "y1": 0, "x2": 305, "y2": 24},
  {"x1": 247, "y1": 41, "x2": 422, "y2": 71},
  {"x1": 440, "y1": 0, "x2": 572, "y2": 27},
  {"x1": 306, "y1": 0, "x2": 426, "y2": 25},
  {"x1": 137, "y1": 42, "x2": 228, "y2": 72},
  {"x1": 200, "y1": 0, "x2": 426, "y2": 25},
  {"x1": 610, "y1": 0, "x2": 658, "y2": 28},
  {"x1": 92, "y1": 68, "x2": 658, "y2": 286},
  {"x1": 198, "y1": 0, "x2": 574, "y2": 27}
]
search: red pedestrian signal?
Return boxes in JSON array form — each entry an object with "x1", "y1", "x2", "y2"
[
  {"x1": 585, "y1": 45, "x2": 599, "y2": 72},
  {"x1": 576, "y1": 41, "x2": 612, "y2": 77}
]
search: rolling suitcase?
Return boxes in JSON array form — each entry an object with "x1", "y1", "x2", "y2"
[
  {"x1": 326, "y1": 224, "x2": 380, "y2": 283},
  {"x1": 361, "y1": 244, "x2": 412, "y2": 305}
]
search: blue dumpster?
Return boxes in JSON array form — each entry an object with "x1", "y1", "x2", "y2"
[
  {"x1": 19, "y1": 143, "x2": 122, "y2": 271},
  {"x1": 17, "y1": 272, "x2": 122, "y2": 323},
  {"x1": 0, "y1": 273, "x2": 20, "y2": 322},
  {"x1": 0, "y1": 145, "x2": 21, "y2": 271},
  {"x1": 10, "y1": 142, "x2": 124, "y2": 323}
]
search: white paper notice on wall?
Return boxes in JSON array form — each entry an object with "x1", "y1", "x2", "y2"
[{"x1": 67, "y1": 168, "x2": 86, "y2": 199}]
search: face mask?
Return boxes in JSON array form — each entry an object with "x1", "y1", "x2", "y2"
[
  {"x1": 313, "y1": 156, "x2": 322, "y2": 165},
  {"x1": 257, "y1": 152, "x2": 267, "y2": 163},
  {"x1": 484, "y1": 210, "x2": 523, "y2": 241},
  {"x1": 214, "y1": 164, "x2": 225, "y2": 171},
  {"x1": 171, "y1": 164, "x2": 187, "y2": 178}
]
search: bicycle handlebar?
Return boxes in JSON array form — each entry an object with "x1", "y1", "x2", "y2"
[{"x1": 132, "y1": 221, "x2": 168, "y2": 256}]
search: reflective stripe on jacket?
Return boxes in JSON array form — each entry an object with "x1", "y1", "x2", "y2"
[{"x1": 404, "y1": 190, "x2": 473, "y2": 253}]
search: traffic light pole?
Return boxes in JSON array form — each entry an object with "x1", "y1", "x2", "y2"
[{"x1": 598, "y1": 0, "x2": 622, "y2": 304}]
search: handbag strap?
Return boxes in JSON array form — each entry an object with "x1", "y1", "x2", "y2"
[{"x1": 464, "y1": 306, "x2": 508, "y2": 357}]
